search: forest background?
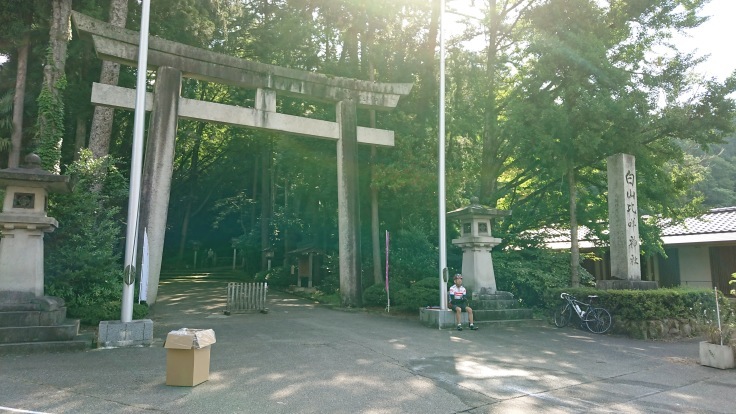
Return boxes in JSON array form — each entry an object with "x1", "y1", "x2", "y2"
[{"x1": 0, "y1": 0, "x2": 734, "y2": 317}]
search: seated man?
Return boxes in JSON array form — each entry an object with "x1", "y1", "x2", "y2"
[{"x1": 448, "y1": 274, "x2": 478, "y2": 331}]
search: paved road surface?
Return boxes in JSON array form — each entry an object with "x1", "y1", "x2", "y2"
[{"x1": 1, "y1": 276, "x2": 734, "y2": 413}]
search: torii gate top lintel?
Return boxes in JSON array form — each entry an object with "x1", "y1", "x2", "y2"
[{"x1": 71, "y1": 11, "x2": 412, "y2": 110}]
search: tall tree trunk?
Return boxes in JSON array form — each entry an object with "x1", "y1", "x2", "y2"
[
  {"x1": 89, "y1": 0, "x2": 129, "y2": 159},
  {"x1": 73, "y1": 115, "x2": 86, "y2": 161},
  {"x1": 260, "y1": 140, "x2": 272, "y2": 270},
  {"x1": 9, "y1": 34, "x2": 29, "y2": 168},
  {"x1": 37, "y1": 0, "x2": 72, "y2": 173},
  {"x1": 418, "y1": 0, "x2": 440, "y2": 124},
  {"x1": 568, "y1": 167, "x2": 580, "y2": 287},
  {"x1": 177, "y1": 127, "x2": 204, "y2": 261},
  {"x1": 479, "y1": 0, "x2": 500, "y2": 206},
  {"x1": 178, "y1": 201, "x2": 192, "y2": 262},
  {"x1": 251, "y1": 156, "x2": 259, "y2": 232},
  {"x1": 283, "y1": 177, "x2": 289, "y2": 267}
]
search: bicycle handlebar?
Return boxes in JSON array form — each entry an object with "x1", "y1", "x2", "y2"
[{"x1": 560, "y1": 292, "x2": 570, "y2": 299}]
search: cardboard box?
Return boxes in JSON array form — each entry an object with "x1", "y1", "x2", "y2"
[
  {"x1": 164, "y1": 329, "x2": 216, "y2": 387},
  {"x1": 166, "y1": 347, "x2": 211, "y2": 386},
  {"x1": 164, "y1": 328, "x2": 216, "y2": 349}
]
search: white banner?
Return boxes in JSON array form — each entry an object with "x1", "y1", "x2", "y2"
[{"x1": 140, "y1": 228, "x2": 149, "y2": 303}]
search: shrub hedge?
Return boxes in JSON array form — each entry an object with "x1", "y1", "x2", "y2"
[{"x1": 544, "y1": 287, "x2": 727, "y2": 321}]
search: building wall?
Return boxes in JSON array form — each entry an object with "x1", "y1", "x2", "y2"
[
  {"x1": 709, "y1": 245, "x2": 736, "y2": 296},
  {"x1": 677, "y1": 245, "x2": 712, "y2": 289}
]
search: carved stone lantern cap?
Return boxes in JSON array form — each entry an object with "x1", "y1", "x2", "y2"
[
  {"x1": 23, "y1": 153, "x2": 43, "y2": 169},
  {"x1": 0, "y1": 154, "x2": 71, "y2": 194},
  {"x1": 447, "y1": 197, "x2": 512, "y2": 220}
]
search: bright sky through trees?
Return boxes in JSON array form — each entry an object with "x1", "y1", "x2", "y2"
[
  {"x1": 445, "y1": 0, "x2": 736, "y2": 82},
  {"x1": 1, "y1": 1, "x2": 733, "y2": 80},
  {"x1": 673, "y1": 0, "x2": 736, "y2": 81}
]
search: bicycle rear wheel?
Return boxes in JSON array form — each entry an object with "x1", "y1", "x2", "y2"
[
  {"x1": 553, "y1": 304, "x2": 572, "y2": 328},
  {"x1": 585, "y1": 308, "x2": 612, "y2": 334}
]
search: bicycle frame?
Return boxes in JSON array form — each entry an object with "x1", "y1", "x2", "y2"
[
  {"x1": 560, "y1": 293, "x2": 594, "y2": 320},
  {"x1": 554, "y1": 292, "x2": 612, "y2": 334}
]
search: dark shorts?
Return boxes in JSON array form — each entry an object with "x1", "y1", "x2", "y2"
[{"x1": 451, "y1": 301, "x2": 469, "y2": 312}]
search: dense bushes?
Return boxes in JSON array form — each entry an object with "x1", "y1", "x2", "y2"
[
  {"x1": 363, "y1": 277, "x2": 440, "y2": 311},
  {"x1": 361, "y1": 242, "x2": 590, "y2": 312},
  {"x1": 44, "y1": 151, "x2": 147, "y2": 323},
  {"x1": 494, "y1": 248, "x2": 593, "y2": 308},
  {"x1": 253, "y1": 266, "x2": 293, "y2": 287},
  {"x1": 544, "y1": 287, "x2": 728, "y2": 321},
  {"x1": 382, "y1": 226, "x2": 438, "y2": 287},
  {"x1": 70, "y1": 302, "x2": 149, "y2": 326}
]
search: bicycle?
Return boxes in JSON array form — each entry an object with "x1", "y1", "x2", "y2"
[{"x1": 553, "y1": 292, "x2": 612, "y2": 334}]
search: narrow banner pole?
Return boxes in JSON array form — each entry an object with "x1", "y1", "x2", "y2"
[
  {"x1": 121, "y1": 0, "x2": 151, "y2": 322},
  {"x1": 385, "y1": 230, "x2": 390, "y2": 313}
]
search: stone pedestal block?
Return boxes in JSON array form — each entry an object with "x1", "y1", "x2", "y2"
[
  {"x1": 0, "y1": 216, "x2": 58, "y2": 297},
  {"x1": 98, "y1": 319, "x2": 154, "y2": 348},
  {"x1": 596, "y1": 280, "x2": 658, "y2": 290}
]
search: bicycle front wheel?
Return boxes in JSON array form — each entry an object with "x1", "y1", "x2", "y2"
[
  {"x1": 585, "y1": 308, "x2": 612, "y2": 334},
  {"x1": 553, "y1": 304, "x2": 572, "y2": 328}
]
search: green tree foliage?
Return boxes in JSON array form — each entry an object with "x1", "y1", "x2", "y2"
[
  {"x1": 494, "y1": 0, "x2": 735, "y2": 283},
  {"x1": 494, "y1": 249, "x2": 592, "y2": 308},
  {"x1": 35, "y1": 70, "x2": 66, "y2": 171},
  {"x1": 2, "y1": 0, "x2": 734, "y2": 312},
  {"x1": 45, "y1": 149, "x2": 129, "y2": 320},
  {"x1": 690, "y1": 135, "x2": 736, "y2": 207}
]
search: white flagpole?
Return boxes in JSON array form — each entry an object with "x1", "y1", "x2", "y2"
[
  {"x1": 439, "y1": 0, "x2": 448, "y2": 311},
  {"x1": 121, "y1": 0, "x2": 151, "y2": 322}
]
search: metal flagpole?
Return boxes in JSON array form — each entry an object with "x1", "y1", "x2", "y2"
[
  {"x1": 121, "y1": 0, "x2": 151, "y2": 322},
  {"x1": 439, "y1": 0, "x2": 448, "y2": 312}
]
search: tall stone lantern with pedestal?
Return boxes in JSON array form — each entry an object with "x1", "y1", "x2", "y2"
[
  {"x1": 447, "y1": 197, "x2": 510, "y2": 295},
  {"x1": 0, "y1": 154, "x2": 70, "y2": 299},
  {"x1": 0, "y1": 155, "x2": 92, "y2": 353},
  {"x1": 419, "y1": 197, "x2": 533, "y2": 329}
]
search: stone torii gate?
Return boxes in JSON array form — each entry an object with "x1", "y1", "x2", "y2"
[{"x1": 72, "y1": 12, "x2": 412, "y2": 306}]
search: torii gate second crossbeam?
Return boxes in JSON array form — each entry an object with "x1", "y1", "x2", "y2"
[{"x1": 72, "y1": 12, "x2": 412, "y2": 307}]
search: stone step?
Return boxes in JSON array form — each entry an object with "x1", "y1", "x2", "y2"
[
  {"x1": 471, "y1": 299, "x2": 519, "y2": 310},
  {"x1": 0, "y1": 291, "x2": 37, "y2": 303},
  {"x1": 473, "y1": 308, "x2": 534, "y2": 322},
  {"x1": 420, "y1": 307, "x2": 537, "y2": 329},
  {"x1": 474, "y1": 319, "x2": 545, "y2": 328},
  {"x1": 477, "y1": 292, "x2": 515, "y2": 300},
  {"x1": 0, "y1": 303, "x2": 40, "y2": 312},
  {"x1": 0, "y1": 320, "x2": 80, "y2": 343},
  {"x1": 0, "y1": 339, "x2": 92, "y2": 356},
  {"x1": 0, "y1": 309, "x2": 67, "y2": 327}
]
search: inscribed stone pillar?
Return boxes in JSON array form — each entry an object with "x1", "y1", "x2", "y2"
[
  {"x1": 607, "y1": 153, "x2": 641, "y2": 280},
  {"x1": 138, "y1": 66, "x2": 181, "y2": 304},
  {"x1": 336, "y1": 98, "x2": 362, "y2": 307}
]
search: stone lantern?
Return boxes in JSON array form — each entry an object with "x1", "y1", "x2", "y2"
[
  {"x1": 447, "y1": 197, "x2": 510, "y2": 294},
  {"x1": 0, "y1": 154, "x2": 71, "y2": 298}
]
